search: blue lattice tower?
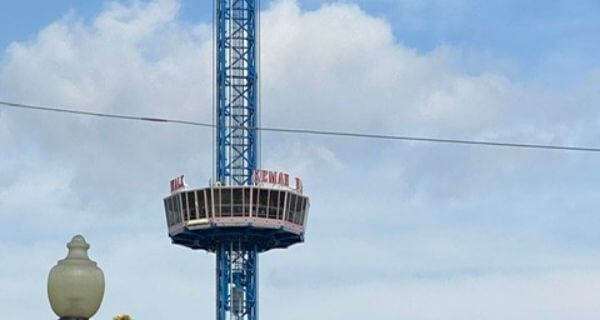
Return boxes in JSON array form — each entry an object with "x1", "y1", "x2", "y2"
[
  {"x1": 216, "y1": 0, "x2": 258, "y2": 186},
  {"x1": 163, "y1": 1, "x2": 310, "y2": 320}
]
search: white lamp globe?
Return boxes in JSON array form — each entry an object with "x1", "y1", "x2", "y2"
[{"x1": 48, "y1": 235, "x2": 105, "y2": 320}]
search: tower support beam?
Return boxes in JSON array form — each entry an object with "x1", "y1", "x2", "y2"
[
  {"x1": 216, "y1": 0, "x2": 259, "y2": 186},
  {"x1": 216, "y1": 241, "x2": 258, "y2": 320}
]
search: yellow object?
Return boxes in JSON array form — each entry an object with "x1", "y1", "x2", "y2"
[{"x1": 47, "y1": 235, "x2": 105, "y2": 319}]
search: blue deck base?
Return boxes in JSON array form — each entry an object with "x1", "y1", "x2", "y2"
[{"x1": 170, "y1": 226, "x2": 304, "y2": 253}]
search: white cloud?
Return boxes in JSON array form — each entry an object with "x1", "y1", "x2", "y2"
[{"x1": 261, "y1": 271, "x2": 600, "y2": 320}]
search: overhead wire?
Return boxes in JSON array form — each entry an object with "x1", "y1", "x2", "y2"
[{"x1": 2, "y1": 100, "x2": 600, "y2": 153}]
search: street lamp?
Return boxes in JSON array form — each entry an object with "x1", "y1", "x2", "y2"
[{"x1": 48, "y1": 235, "x2": 105, "y2": 320}]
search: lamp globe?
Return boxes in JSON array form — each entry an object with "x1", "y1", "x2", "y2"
[{"x1": 48, "y1": 235, "x2": 105, "y2": 320}]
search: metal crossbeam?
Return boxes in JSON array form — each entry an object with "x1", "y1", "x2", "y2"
[
  {"x1": 216, "y1": 0, "x2": 258, "y2": 187},
  {"x1": 216, "y1": 242, "x2": 258, "y2": 320},
  {"x1": 215, "y1": 1, "x2": 259, "y2": 320}
]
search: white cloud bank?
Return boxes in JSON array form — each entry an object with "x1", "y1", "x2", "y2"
[{"x1": 1, "y1": 0, "x2": 600, "y2": 319}]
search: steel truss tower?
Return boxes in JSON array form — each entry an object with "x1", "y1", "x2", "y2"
[
  {"x1": 163, "y1": 1, "x2": 310, "y2": 320},
  {"x1": 216, "y1": 1, "x2": 259, "y2": 319},
  {"x1": 216, "y1": 0, "x2": 258, "y2": 186}
]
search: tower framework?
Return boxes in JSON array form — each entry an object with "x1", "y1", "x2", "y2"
[
  {"x1": 163, "y1": 2, "x2": 310, "y2": 320},
  {"x1": 216, "y1": 0, "x2": 258, "y2": 186}
]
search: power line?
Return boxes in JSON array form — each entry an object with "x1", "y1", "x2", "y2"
[
  {"x1": 0, "y1": 101, "x2": 210, "y2": 127},
  {"x1": 2, "y1": 100, "x2": 600, "y2": 153}
]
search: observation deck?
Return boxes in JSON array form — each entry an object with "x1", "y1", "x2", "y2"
[{"x1": 164, "y1": 185, "x2": 310, "y2": 252}]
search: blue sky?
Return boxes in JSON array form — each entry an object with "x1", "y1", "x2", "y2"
[
  {"x1": 2, "y1": 0, "x2": 600, "y2": 77},
  {"x1": 1, "y1": 0, "x2": 600, "y2": 319}
]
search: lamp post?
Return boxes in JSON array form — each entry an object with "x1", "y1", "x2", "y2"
[{"x1": 48, "y1": 235, "x2": 105, "y2": 320}]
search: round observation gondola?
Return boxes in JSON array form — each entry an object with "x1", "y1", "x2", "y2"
[{"x1": 163, "y1": 185, "x2": 309, "y2": 252}]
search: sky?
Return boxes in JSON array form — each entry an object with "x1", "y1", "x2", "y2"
[{"x1": 1, "y1": 0, "x2": 600, "y2": 319}]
